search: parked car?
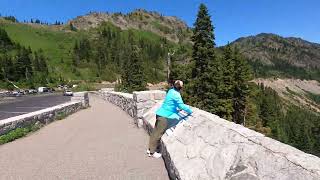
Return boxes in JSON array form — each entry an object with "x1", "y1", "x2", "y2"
[
  {"x1": 28, "y1": 89, "x2": 38, "y2": 94},
  {"x1": 38, "y1": 87, "x2": 49, "y2": 93},
  {"x1": 12, "y1": 91, "x2": 23, "y2": 97},
  {"x1": 63, "y1": 90, "x2": 73, "y2": 96}
]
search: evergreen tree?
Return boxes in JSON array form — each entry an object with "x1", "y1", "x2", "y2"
[
  {"x1": 15, "y1": 48, "x2": 33, "y2": 80},
  {"x1": 220, "y1": 44, "x2": 235, "y2": 120},
  {"x1": 33, "y1": 51, "x2": 40, "y2": 71},
  {"x1": 39, "y1": 54, "x2": 48, "y2": 74},
  {"x1": 0, "y1": 28, "x2": 13, "y2": 50},
  {"x1": 121, "y1": 45, "x2": 146, "y2": 92},
  {"x1": 232, "y1": 48, "x2": 252, "y2": 124},
  {"x1": 2, "y1": 53, "x2": 15, "y2": 80},
  {"x1": 187, "y1": 3, "x2": 224, "y2": 115},
  {"x1": 72, "y1": 42, "x2": 80, "y2": 66},
  {"x1": 0, "y1": 56, "x2": 4, "y2": 80}
]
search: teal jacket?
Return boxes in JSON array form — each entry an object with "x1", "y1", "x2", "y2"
[{"x1": 156, "y1": 88, "x2": 193, "y2": 119}]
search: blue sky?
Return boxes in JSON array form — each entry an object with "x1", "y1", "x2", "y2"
[{"x1": 0, "y1": 0, "x2": 319, "y2": 46}]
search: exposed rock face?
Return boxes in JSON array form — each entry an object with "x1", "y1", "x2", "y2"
[
  {"x1": 98, "y1": 89, "x2": 320, "y2": 180},
  {"x1": 68, "y1": 9, "x2": 191, "y2": 43}
]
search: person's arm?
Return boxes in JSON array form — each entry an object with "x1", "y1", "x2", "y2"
[{"x1": 173, "y1": 93, "x2": 193, "y2": 114}]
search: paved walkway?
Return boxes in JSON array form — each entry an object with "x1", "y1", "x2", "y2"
[{"x1": 0, "y1": 95, "x2": 169, "y2": 180}]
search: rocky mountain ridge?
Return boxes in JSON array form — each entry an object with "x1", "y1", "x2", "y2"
[
  {"x1": 231, "y1": 33, "x2": 320, "y2": 68},
  {"x1": 67, "y1": 9, "x2": 192, "y2": 43}
]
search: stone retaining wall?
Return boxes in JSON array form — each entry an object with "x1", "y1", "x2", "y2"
[
  {"x1": 99, "y1": 90, "x2": 135, "y2": 117},
  {"x1": 133, "y1": 90, "x2": 166, "y2": 127},
  {"x1": 98, "y1": 89, "x2": 320, "y2": 180},
  {"x1": 98, "y1": 90, "x2": 165, "y2": 125},
  {"x1": 0, "y1": 92, "x2": 89, "y2": 136}
]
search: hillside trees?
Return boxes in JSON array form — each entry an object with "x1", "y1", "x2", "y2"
[
  {"x1": 71, "y1": 23, "x2": 171, "y2": 83},
  {"x1": 246, "y1": 83, "x2": 320, "y2": 156},
  {"x1": 0, "y1": 28, "x2": 13, "y2": 50},
  {"x1": 15, "y1": 47, "x2": 33, "y2": 80},
  {"x1": 121, "y1": 45, "x2": 146, "y2": 92},
  {"x1": 0, "y1": 53, "x2": 15, "y2": 81},
  {"x1": 0, "y1": 28, "x2": 49, "y2": 87},
  {"x1": 72, "y1": 39, "x2": 91, "y2": 66}
]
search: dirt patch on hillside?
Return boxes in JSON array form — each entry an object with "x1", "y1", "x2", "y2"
[{"x1": 253, "y1": 78, "x2": 320, "y2": 112}]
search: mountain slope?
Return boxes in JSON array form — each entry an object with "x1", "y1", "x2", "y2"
[
  {"x1": 253, "y1": 78, "x2": 320, "y2": 113},
  {"x1": 231, "y1": 33, "x2": 320, "y2": 68},
  {"x1": 0, "y1": 15, "x2": 187, "y2": 84},
  {"x1": 67, "y1": 9, "x2": 192, "y2": 43}
]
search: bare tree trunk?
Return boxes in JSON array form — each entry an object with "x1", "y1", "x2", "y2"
[
  {"x1": 167, "y1": 51, "x2": 175, "y2": 86},
  {"x1": 167, "y1": 53, "x2": 171, "y2": 83}
]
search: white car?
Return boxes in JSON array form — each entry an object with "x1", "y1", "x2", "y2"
[{"x1": 63, "y1": 90, "x2": 73, "y2": 96}]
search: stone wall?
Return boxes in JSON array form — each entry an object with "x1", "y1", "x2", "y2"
[
  {"x1": 133, "y1": 90, "x2": 166, "y2": 127},
  {"x1": 0, "y1": 92, "x2": 89, "y2": 136},
  {"x1": 72, "y1": 91, "x2": 90, "y2": 107},
  {"x1": 159, "y1": 108, "x2": 320, "y2": 180},
  {"x1": 98, "y1": 89, "x2": 320, "y2": 180},
  {"x1": 98, "y1": 89, "x2": 165, "y2": 125},
  {"x1": 99, "y1": 90, "x2": 135, "y2": 117}
]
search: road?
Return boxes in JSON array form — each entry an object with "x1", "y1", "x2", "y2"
[
  {"x1": 0, "y1": 95, "x2": 169, "y2": 180},
  {"x1": 0, "y1": 93, "x2": 71, "y2": 120}
]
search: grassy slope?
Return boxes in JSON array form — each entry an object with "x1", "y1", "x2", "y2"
[
  {"x1": 1, "y1": 19, "x2": 182, "y2": 82},
  {"x1": 1, "y1": 19, "x2": 86, "y2": 80}
]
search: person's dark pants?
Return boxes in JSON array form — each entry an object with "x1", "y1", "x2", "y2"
[{"x1": 148, "y1": 115, "x2": 168, "y2": 154}]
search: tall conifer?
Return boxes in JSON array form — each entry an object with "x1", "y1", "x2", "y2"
[
  {"x1": 232, "y1": 48, "x2": 252, "y2": 124},
  {"x1": 220, "y1": 44, "x2": 235, "y2": 120},
  {"x1": 188, "y1": 3, "x2": 223, "y2": 114}
]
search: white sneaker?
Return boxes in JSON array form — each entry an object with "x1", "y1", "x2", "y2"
[
  {"x1": 146, "y1": 149, "x2": 151, "y2": 156},
  {"x1": 152, "y1": 152, "x2": 162, "y2": 158}
]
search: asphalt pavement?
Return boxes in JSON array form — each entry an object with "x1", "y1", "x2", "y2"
[
  {"x1": 0, "y1": 93, "x2": 71, "y2": 120},
  {"x1": 0, "y1": 95, "x2": 169, "y2": 180}
]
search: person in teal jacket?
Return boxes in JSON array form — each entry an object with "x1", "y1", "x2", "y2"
[{"x1": 147, "y1": 80, "x2": 192, "y2": 158}]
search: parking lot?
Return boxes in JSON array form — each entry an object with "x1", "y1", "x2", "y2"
[{"x1": 0, "y1": 93, "x2": 71, "y2": 120}]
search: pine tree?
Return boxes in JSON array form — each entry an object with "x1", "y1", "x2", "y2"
[
  {"x1": 2, "y1": 53, "x2": 15, "y2": 80},
  {"x1": 128, "y1": 45, "x2": 146, "y2": 92},
  {"x1": 219, "y1": 44, "x2": 235, "y2": 120},
  {"x1": 121, "y1": 45, "x2": 146, "y2": 93},
  {"x1": 33, "y1": 51, "x2": 40, "y2": 71},
  {"x1": 187, "y1": 3, "x2": 223, "y2": 114},
  {"x1": 39, "y1": 55, "x2": 48, "y2": 74},
  {"x1": 0, "y1": 56, "x2": 4, "y2": 81},
  {"x1": 232, "y1": 48, "x2": 252, "y2": 124},
  {"x1": 72, "y1": 42, "x2": 80, "y2": 66},
  {"x1": 0, "y1": 28, "x2": 13, "y2": 49},
  {"x1": 15, "y1": 48, "x2": 33, "y2": 80}
]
